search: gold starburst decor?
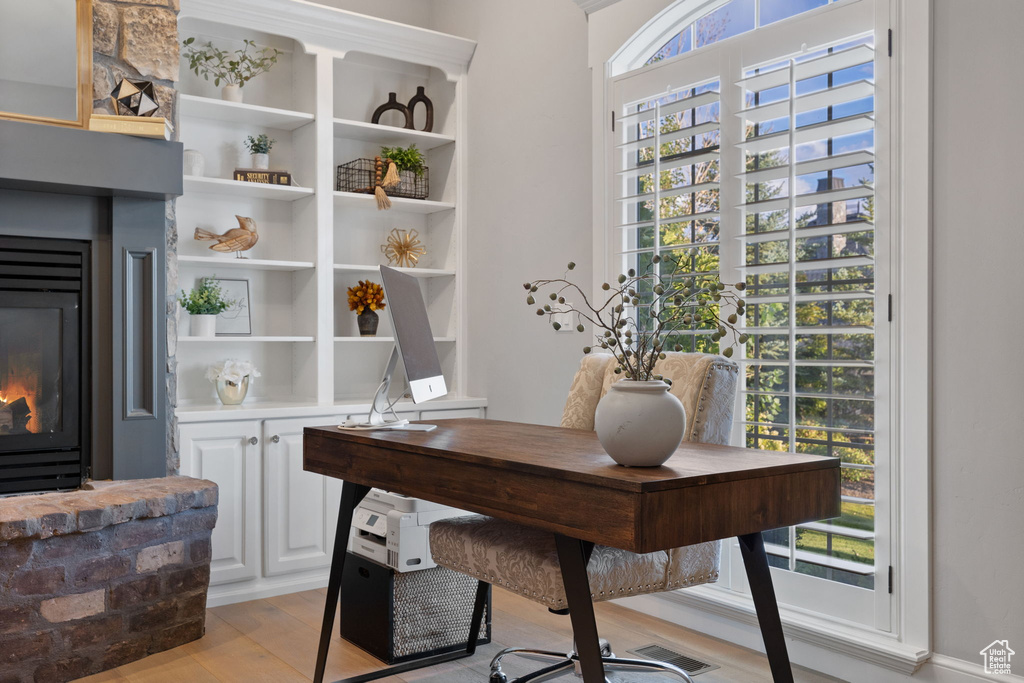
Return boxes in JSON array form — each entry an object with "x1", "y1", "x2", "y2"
[{"x1": 381, "y1": 228, "x2": 426, "y2": 268}]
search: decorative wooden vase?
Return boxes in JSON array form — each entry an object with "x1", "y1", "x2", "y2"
[{"x1": 357, "y1": 310, "x2": 379, "y2": 336}]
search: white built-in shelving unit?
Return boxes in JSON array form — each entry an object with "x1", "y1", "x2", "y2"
[
  {"x1": 175, "y1": 0, "x2": 479, "y2": 418},
  {"x1": 174, "y1": 0, "x2": 481, "y2": 605}
]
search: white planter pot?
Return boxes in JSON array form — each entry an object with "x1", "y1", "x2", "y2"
[
  {"x1": 190, "y1": 314, "x2": 217, "y2": 337},
  {"x1": 183, "y1": 149, "x2": 205, "y2": 177},
  {"x1": 221, "y1": 84, "x2": 242, "y2": 102},
  {"x1": 594, "y1": 380, "x2": 686, "y2": 467},
  {"x1": 251, "y1": 153, "x2": 269, "y2": 170}
]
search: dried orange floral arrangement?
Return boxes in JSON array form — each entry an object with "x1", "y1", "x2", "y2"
[{"x1": 346, "y1": 280, "x2": 386, "y2": 314}]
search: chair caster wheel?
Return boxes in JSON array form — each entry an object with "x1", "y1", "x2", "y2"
[{"x1": 489, "y1": 672, "x2": 508, "y2": 683}]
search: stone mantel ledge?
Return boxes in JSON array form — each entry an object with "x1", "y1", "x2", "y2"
[{"x1": 0, "y1": 477, "x2": 218, "y2": 542}]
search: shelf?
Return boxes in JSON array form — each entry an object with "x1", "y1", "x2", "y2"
[
  {"x1": 178, "y1": 256, "x2": 315, "y2": 272},
  {"x1": 180, "y1": 95, "x2": 315, "y2": 131},
  {"x1": 175, "y1": 395, "x2": 486, "y2": 423},
  {"x1": 332, "y1": 118, "x2": 455, "y2": 151},
  {"x1": 184, "y1": 177, "x2": 314, "y2": 201},
  {"x1": 178, "y1": 336, "x2": 315, "y2": 343},
  {"x1": 333, "y1": 264, "x2": 455, "y2": 278},
  {"x1": 334, "y1": 336, "x2": 455, "y2": 343},
  {"x1": 332, "y1": 191, "x2": 454, "y2": 214},
  {"x1": 175, "y1": 399, "x2": 323, "y2": 422}
]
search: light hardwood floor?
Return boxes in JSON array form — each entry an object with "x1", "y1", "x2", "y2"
[{"x1": 76, "y1": 588, "x2": 842, "y2": 682}]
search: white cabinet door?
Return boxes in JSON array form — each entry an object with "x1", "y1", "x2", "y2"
[
  {"x1": 263, "y1": 416, "x2": 345, "y2": 576},
  {"x1": 178, "y1": 420, "x2": 261, "y2": 586}
]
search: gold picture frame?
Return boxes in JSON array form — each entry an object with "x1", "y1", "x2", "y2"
[{"x1": 0, "y1": 0, "x2": 93, "y2": 129}]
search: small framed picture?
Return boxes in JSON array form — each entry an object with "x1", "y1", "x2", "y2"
[{"x1": 213, "y1": 278, "x2": 251, "y2": 336}]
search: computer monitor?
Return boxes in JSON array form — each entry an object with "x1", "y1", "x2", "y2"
[
  {"x1": 347, "y1": 266, "x2": 447, "y2": 430},
  {"x1": 381, "y1": 265, "x2": 447, "y2": 404}
]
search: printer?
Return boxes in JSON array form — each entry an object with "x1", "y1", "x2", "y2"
[{"x1": 349, "y1": 488, "x2": 469, "y2": 572}]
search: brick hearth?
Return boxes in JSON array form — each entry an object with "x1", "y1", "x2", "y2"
[{"x1": 0, "y1": 477, "x2": 217, "y2": 683}]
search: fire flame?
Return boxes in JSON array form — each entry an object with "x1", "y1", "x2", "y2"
[{"x1": 1, "y1": 366, "x2": 40, "y2": 433}]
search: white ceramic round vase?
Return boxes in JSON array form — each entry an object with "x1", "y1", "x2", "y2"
[
  {"x1": 183, "y1": 149, "x2": 205, "y2": 177},
  {"x1": 594, "y1": 380, "x2": 686, "y2": 467},
  {"x1": 251, "y1": 153, "x2": 269, "y2": 170},
  {"x1": 221, "y1": 84, "x2": 242, "y2": 102},
  {"x1": 190, "y1": 314, "x2": 217, "y2": 337}
]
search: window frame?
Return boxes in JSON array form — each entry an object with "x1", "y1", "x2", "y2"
[{"x1": 592, "y1": 0, "x2": 931, "y2": 668}]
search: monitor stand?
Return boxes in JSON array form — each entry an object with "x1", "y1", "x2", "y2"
[{"x1": 338, "y1": 346, "x2": 437, "y2": 432}]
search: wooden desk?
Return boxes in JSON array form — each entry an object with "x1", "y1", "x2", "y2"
[{"x1": 304, "y1": 418, "x2": 840, "y2": 683}]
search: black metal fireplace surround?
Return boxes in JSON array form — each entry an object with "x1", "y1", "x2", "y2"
[
  {"x1": 0, "y1": 237, "x2": 90, "y2": 493},
  {"x1": 0, "y1": 117, "x2": 182, "y2": 489}
]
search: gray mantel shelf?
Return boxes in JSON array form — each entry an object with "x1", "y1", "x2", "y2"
[{"x1": 0, "y1": 119, "x2": 183, "y2": 200}]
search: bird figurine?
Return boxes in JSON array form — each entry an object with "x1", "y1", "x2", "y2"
[{"x1": 194, "y1": 215, "x2": 259, "y2": 258}]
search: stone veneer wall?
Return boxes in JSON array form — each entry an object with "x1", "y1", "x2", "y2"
[
  {"x1": 92, "y1": 1, "x2": 181, "y2": 475},
  {"x1": 0, "y1": 478, "x2": 217, "y2": 683}
]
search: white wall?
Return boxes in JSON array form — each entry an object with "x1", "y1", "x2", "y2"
[
  {"x1": 930, "y1": 0, "x2": 1024, "y2": 663},
  {"x1": 430, "y1": 0, "x2": 594, "y2": 425}
]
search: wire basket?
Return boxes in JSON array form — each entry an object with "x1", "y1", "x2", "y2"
[{"x1": 336, "y1": 158, "x2": 429, "y2": 200}]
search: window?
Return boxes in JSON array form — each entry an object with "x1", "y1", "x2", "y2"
[{"x1": 610, "y1": 0, "x2": 890, "y2": 629}]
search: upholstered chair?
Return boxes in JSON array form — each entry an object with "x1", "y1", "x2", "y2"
[{"x1": 429, "y1": 352, "x2": 740, "y2": 682}]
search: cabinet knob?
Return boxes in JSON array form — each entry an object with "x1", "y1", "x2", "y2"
[
  {"x1": 248, "y1": 436, "x2": 259, "y2": 446},
  {"x1": 271, "y1": 435, "x2": 280, "y2": 444}
]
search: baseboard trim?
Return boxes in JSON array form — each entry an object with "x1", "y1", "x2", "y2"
[
  {"x1": 620, "y1": 590, "x2": 928, "y2": 681},
  {"x1": 206, "y1": 572, "x2": 329, "y2": 608},
  {"x1": 925, "y1": 654, "x2": 1024, "y2": 682}
]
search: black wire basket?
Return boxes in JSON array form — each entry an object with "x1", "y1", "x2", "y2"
[{"x1": 336, "y1": 158, "x2": 429, "y2": 200}]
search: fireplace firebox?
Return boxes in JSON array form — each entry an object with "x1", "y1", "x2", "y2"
[{"x1": 0, "y1": 236, "x2": 89, "y2": 494}]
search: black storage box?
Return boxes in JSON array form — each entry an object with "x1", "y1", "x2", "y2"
[{"x1": 340, "y1": 552, "x2": 491, "y2": 664}]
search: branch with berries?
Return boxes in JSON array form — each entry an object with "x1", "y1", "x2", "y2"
[{"x1": 524, "y1": 255, "x2": 748, "y2": 383}]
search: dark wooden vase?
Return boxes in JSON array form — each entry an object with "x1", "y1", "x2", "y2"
[{"x1": 357, "y1": 310, "x2": 379, "y2": 336}]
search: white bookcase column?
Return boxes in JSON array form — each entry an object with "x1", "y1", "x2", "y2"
[{"x1": 176, "y1": 0, "x2": 482, "y2": 606}]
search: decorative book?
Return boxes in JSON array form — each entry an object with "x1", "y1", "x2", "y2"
[
  {"x1": 89, "y1": 114, "x2": 173, "y2": 140},
  {"x1": 233, "y1": 169, "x2": 293, "y2": 185}
]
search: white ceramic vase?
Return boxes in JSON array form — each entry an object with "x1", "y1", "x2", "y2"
[
  {"x1": 190, "y1": 314, "x2": 217, "y2": 337},
  {"x1": 594, "y1": 380, "x2": 686, "y2": 467},
  {"x1": 221, "y1": 84, "x2": 242, "y2": 102},
  {"x1": 183, "y1": 149, "x2": 205, "y2": 177},
  {"x1": 251, "y1": 153, "x2": 269, "y2": 170}
]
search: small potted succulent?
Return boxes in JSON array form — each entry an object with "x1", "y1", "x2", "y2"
[
  {"x1": 525, "y1": 255, "x2": 746, "y2": 466},
  {"x1": 347, "y1": 280, "x2": 386, "y2": 336},
  {"x1": 206, "y1": 359, "x2": 261, "y2": 405},
  {"x1": 182, "y1": 37, "x2": 282, "y2": 102},
  {"x1": 244, "y1": 134, "x2": 275, "y2": 170},
  {"x1": 178, "y1": 277, "x2": 234, "y2": 337}
]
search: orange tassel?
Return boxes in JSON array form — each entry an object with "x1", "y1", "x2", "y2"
[
  {"x1": 381, "y1": 161, "x2": 400, "y2": 189},
  {"x1": 375, "y1": 185, "x2": 392, "y2": 210}
]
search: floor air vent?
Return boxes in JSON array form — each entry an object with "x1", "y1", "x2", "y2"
[{"x1": 626, "y1": 644, "x2": 719, "y2": 676}]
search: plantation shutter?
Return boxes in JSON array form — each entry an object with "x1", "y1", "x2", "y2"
[
  {"x1": 735, "y1": 39, "x2": 879, "y2": 586},
  {"x1": 613, "y1": 55, "x2": 723, "y2": 343}
]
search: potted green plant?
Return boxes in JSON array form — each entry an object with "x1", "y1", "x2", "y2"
[
  {"x1": 525, "y1": 256, "x2": 747, "y2": 466},
  {"x1": 182, "y1": 37, "x2": 282, "y2": 103},
  {"x1": 178, "y1": 277, "x2": 234, "y2": 337},
  {"x1": 244, "y1": 134, "x2": 275, "y2": 170},
  {"x1": 378, "y1": 144, "x2": 429, "y2": 200}
]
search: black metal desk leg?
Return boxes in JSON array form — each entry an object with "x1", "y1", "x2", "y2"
[
  {"x1": 314, "y1": 482, "x2": 371, "y2": 683},
  {"x1": 738, "y1": 532, "x2": 794, "y2": 683},
  {"x1": 553, "y1": 535, "x2": 605, "y2": 683}
]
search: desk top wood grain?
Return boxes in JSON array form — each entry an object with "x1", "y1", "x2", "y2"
[{"x1": 304, "y1": 418, "x2": 840, "y2": 553}]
